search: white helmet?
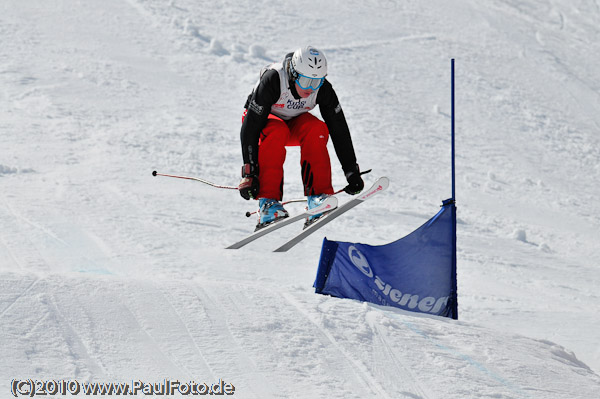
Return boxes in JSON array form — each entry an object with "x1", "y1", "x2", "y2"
[{"x1": 290, "y1": 46, "x2": 328, "y2": 80}]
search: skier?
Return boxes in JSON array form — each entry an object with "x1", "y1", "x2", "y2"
[{"x1": 237, "y1": 45, "x2": 364, "y2": 230}]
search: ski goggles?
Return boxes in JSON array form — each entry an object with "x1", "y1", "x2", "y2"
[{"x1": 296, "y1": 73, "x2": 325, "y2": 90}]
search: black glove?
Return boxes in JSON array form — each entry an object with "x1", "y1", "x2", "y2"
[
  {"x1": 344, "y1": 164, "x2": 364, "y2": 195},
  {"x1": 239, "y1": 163, "x2": 259, "y2": 200}
]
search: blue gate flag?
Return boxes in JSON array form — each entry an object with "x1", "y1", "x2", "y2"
[{"x1": 314, "y1": 200, "x2": 458, "y2": 319}]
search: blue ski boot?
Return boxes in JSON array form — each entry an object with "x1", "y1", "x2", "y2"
[
  {"x1": 304, "y1": 193, "x2": 332, "y2": 229},
  {"x1": 256, "y1": 198, "x2": 289, "y2": 231}
]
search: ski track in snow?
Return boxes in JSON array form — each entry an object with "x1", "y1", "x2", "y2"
[
  {"x1": 2, "y1": 0, "x2": 600, "y2": 397},
  {"x1": 281, "y1": 292, "x2": 395, "y2": 398}
]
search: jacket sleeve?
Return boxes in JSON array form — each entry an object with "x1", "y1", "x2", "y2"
[
  {"x1": 240, "y1": 69, "x2": 280, "y2": 166},
  {"x1": 317, "y1": 80, "x2": 358, "y2": 173}
]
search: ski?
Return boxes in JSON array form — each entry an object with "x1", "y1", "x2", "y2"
[
  {"x1": 273, "y1": 177, "x2": 389, "y2": 252},
  {"x1": 226, "y1": 196, "x2": 338, "y2": 249}
]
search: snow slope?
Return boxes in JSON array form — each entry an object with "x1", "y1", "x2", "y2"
[{"x1": 1, "y1": 0, "x2": 600, "y2": 397}]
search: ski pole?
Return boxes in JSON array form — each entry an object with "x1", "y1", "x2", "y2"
[
  {"x1": 245, "y1": 199, "x2": 307, "y2": 217},
  {"x1": 245, "y1": 169, "x2": 373, "y2": 217},
  {"x1": 152, "y1": 170, "x2": 238, "y2": 190}
]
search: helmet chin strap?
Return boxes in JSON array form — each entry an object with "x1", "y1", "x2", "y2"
[{"x1": 289, "y1": 80, "x2": 303, "y2": 100}]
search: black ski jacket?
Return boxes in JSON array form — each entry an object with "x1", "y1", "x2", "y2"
[{"x1": 240, "y1": 54, "x2": 358, "y2": 175}]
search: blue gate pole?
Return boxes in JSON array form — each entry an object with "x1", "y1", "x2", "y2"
[
  {"x1": 451, "y1": 59, "x2": 456, "y2": 201},
  {"x1": 450, "y1": 59, "x2": 458, "y2": 319}
]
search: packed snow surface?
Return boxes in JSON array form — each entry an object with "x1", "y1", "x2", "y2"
[{"x1": 1, "y1": 0, "x2": 600, "y2": 397}]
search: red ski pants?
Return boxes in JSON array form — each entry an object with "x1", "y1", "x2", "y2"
[{"x1": 244, "y1": 112, "x2": 334, "y2": 200}]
